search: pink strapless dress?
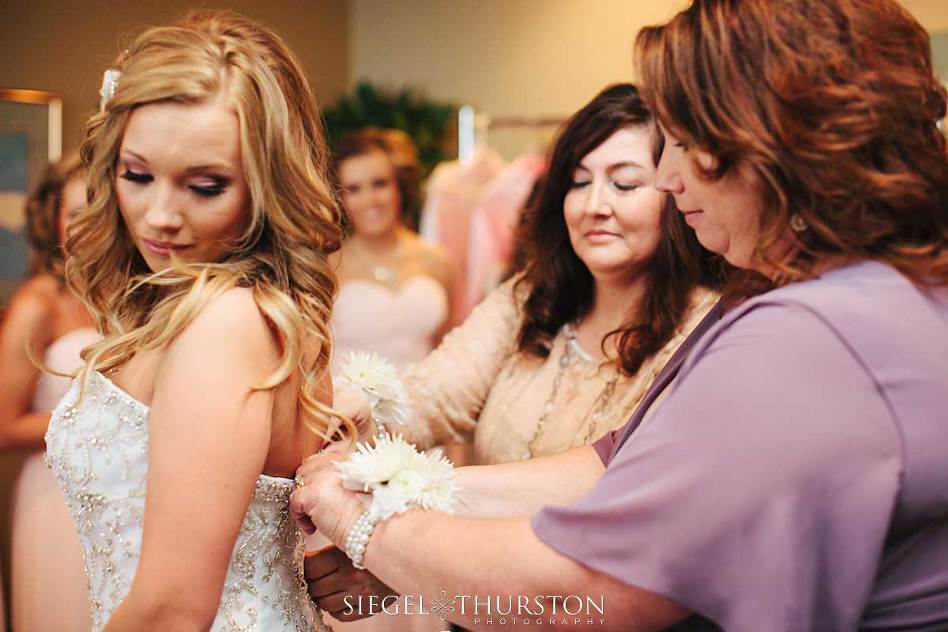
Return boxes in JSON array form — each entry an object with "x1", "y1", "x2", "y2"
[
  {"x1": 11, "y1": 327, "x2": 100, "y2": 632},
  {"x1": 324, "y1": 277, "x2": 448, "y2": 632},
  {"x1": 332, "y1": 276, "x2": 449, "y2": 370}
]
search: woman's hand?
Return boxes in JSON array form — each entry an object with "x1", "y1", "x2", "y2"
[
  {"x1": 290, "y1": 442, "x2": 365, "y2": 548},
  {"x1": 304, "y1": 545, "x2": 397, "y2": 621}
]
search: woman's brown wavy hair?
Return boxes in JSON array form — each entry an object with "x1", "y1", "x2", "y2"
[
  {"x1": 636, "y1": 0, "x2": 948, "y2": 286},
  {"x1": 25, "y1": 153, "x2": 83, "y2": 280},
  {"x1": 332, "y1": 128, "x2": 422, "y2": 232},
  {"x1": 515, "y1": 84, "x2": 721, "y2": 375}
]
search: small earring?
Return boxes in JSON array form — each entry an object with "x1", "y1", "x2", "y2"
[{"x1": 790, "y1": 213, "x2": 808, "y2": 233}]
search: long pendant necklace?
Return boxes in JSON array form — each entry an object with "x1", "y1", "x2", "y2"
[{"x1": 523, "y1": 325, "x2": 621, "y2": 459}]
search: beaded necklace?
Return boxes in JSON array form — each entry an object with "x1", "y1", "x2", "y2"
[{"x1": 523, "y1": 324, "x2": 622, "y2": 459}]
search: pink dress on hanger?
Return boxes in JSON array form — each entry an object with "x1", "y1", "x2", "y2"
[
  {"x1": 420, "y1": 147, "x2": 504, "y2": 324},
  {"x1": 11, "y1": 327, "x2": 100, "y2": 632},
  {"x1": 464, "y1": 153, "x2": 547, "y2": 313}
]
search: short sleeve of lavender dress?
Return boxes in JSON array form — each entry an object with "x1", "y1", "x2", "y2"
[{"x1": 532, "y1": 299, "x2": 907, "y2": 631}]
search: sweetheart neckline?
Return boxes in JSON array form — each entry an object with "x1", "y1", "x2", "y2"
[{"x1": 339, "y1": 274, "x2": 446, "y2": 295}]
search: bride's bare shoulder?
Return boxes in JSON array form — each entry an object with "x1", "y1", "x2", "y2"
[{"x1": 169, "y1": 287, "x2": 280, "y2": 369}]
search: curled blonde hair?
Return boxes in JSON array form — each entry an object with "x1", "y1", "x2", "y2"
[{"x1": 67, "y1": 10, "x2": 350, "y2": 440}]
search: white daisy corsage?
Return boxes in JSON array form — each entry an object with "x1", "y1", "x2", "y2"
[
  {"x1": 336, "y1": 351, "x2": 410, "y2": 430},
  {"x1": 336, "y1": 433, "x2": 458, "y2": 568}
]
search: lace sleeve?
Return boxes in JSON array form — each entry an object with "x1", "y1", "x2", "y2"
[{"x1": 397, "y1": 278, "x2": 523, "y2": 449}]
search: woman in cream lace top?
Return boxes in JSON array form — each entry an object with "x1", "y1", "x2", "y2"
[
  {"x1": 394, "y1": 84, "x2": 722, "y2": 464},
  {"x1": 399, "y1": 279, "x2": 717, "y2": 464}
]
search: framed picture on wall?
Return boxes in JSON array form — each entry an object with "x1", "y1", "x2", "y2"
[{"x1": 0, "y1": 88, "x2": 62, "y2": 310}]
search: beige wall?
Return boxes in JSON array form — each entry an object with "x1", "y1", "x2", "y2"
[
  {"x1": 903, "y1": 0, "x2": 948, "y2": 29},
  {"x1": 351, "y1": 0, "x2": 688, "y2": 124},
  {"x1": 351, "y1": 0, "x2": 948, "y2": 144},
  {"x1": 0, "y1": 0, "x2": 350, "y2": 153}
]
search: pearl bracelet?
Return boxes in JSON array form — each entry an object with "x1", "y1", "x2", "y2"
[
  {"x1": 344, "y1": 510, "x2": 381, "y2": 569},
  {"x1": 337, "y1": 433, "x2": 459, "y2": 570}
]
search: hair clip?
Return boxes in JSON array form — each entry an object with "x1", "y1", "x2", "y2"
[{"x1": 99, "y1": 69, "x2": 122, "y2": 111}]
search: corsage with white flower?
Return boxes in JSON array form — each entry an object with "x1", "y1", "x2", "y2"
[
  {"x1": 336, "y1": 351, "x2": 411, "y2": 430},
  {"x1": 336, "y1": 432, "x2": 458, "y2": 568}
]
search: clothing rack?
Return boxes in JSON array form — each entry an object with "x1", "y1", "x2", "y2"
[{"x1": 457, "y1": 105, "x2": 562, "y2": 161}]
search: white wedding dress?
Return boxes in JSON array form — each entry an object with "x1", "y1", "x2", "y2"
[{"x1": 45, "y1": 370, "x2": 321, "y2": 631}]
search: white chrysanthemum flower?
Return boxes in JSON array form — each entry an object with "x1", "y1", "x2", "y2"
[
  {"x1": 339, "y1": 351, "x2": 398, "y2": 395},
  {"x1": 370, "y1": 480, "x2": 415, "y2": 519},
  {"x1": 406, "y1": 449, "x2": 458, "y2": 512},
  {"x1": 336, "y1": 433, "x2": 417, "y2": 491},
  {"x1": 372, "y1": 383, "x2": 411, "y2": 427},
  {"x1": 337, "y1": 351, "x2": 410, "y2": 428},
  {"x1": 389, "y1": 468, "x2": 428, "y2": 498},
  {"x1": 335, "y1": 433, "x2": 458, "y2": 519}
]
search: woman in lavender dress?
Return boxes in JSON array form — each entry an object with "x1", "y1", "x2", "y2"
[{"x1": 291, "y1": 0, "x2": 948, "y2": 630}]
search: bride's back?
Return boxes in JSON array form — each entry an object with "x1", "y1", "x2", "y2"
[{"x1": 46, "y1": 291, "x2": 318, "y2": 630}]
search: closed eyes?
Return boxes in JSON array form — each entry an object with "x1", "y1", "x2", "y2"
[
  {"x1": 189, "y1": 181, "x2": 227, "y2": 197},
  {"x1": 120, "y1": 169, "x2": 151, "y2": 184},
  {"x1": 119, "y1": 170, "x2": 228, "y2": 197},
  {"x1": 569, "y1": 179, "x2": 640, "y2": 192}
]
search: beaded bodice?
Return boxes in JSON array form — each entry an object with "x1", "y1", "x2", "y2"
[{"x1": 45, "y1": 371, "x2": 318, "y2": 631}]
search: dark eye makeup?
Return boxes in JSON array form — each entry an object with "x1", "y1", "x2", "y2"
[
  {"x1": 119, "y1": 167, "x2": 228, "y2": 197},
  {"x1": 120, "y1": 169, "x2": 152, "y2": 184},
  {"x1": 189, "y1": 179, "x2": 228, "y2": 197}
]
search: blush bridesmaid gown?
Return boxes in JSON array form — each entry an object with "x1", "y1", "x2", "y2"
[
  {"x1": 332, "y1": 275, "x2": 449, "y2": 370},
  {"x1": 10, "y1": 327, "x2": 100, "y2": 632}
]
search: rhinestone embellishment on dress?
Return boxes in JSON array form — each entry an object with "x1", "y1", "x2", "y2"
[{"x1": 45, "y1": 372, "x2": 318, "y2": 631}]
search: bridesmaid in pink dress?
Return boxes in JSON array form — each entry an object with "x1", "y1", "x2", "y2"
[
  {"x1": 331, "y1": 130, "x2": 456, "y2": 370},
  {"x1": 324, "y1": 130, "x2": 455, "y2": 632},
  {"x1": 0, "y1": 156, "x2": 97, "y2": 632}
]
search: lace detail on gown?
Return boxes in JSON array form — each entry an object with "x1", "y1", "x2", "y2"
[{"x1": 45, "y1": 371, "x2": 319, "y2": 631}]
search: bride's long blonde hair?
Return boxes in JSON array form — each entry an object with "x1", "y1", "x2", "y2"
[{"x1": 68, "y1": 10, "x2": 350, "y2": 440}]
